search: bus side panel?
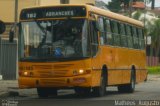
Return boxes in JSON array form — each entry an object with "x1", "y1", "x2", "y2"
[
  {"x1": 114, "y1": 47, "x2": 147, "y2": 84},
  {"x1": 99, "y1": 46, "x2": 124, "y2": 85},
  {"x1": 107, "y1": 70, "x2": 123, "y2": 85},
  {"x1": 91, "y1": 70, "x2": 101, "y2": 87},
  {"x1": 115, "y1": 47, "x2": 131, "y2": 84}
]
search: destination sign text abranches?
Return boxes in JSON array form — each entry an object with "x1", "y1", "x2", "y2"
[{"x1": 20, "y1": 6, "x2": 86, "y2": 20}]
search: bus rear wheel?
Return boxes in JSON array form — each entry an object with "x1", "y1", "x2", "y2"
[
  {"x1": 37, "y1": 87, "x2": 57, "y2": 98},
  {"x1": 118, "y1": 69, "x2": 136, "y2": 93}
]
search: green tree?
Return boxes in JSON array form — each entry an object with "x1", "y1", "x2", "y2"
[
  {"x1": 150, "y1": 19, "x2": 160, "y2": 56},
  {"x1": 106, "y1": 0, "x2": 122, "y2": 12},
  {"x1": 132, "y1": 10, "x2": 142, "y2": 20}
]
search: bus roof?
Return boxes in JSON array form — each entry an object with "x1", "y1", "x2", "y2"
[
  {"x1": 86, "y1": 5, "x2": 144, "y2": 28},
  {"x1": 21, "y1": 4, "x2": 144, "y2": 27}
]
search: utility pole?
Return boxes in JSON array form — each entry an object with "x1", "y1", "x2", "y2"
[
  {"x1": 14, "y1": 0, "x2": 18, "y2": 35},
  {"x1": 151, "y1": 0, "x2": 155, "y2": 10},
  {"x1": 15, "y1": 0, "x2": 18, "y2": 24},
  {"x1": 144, "y1": 0, "x2": 147, "y2": 44},
  {"x1": 14, "y1": 0, "x2": 18, "y2": 79}
]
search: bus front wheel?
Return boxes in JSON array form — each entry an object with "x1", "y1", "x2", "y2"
[{"x1": 93, "y1": 71, "x2": 107, "y2": 97}]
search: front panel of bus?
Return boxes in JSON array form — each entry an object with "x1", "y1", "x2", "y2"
[{"x1": 18, "y1": 6, "x2": 100, "y2": 88}]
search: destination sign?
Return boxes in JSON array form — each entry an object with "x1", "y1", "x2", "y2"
[{"x1": 20, "y1": 6, "x2": 86, "y2": 20}]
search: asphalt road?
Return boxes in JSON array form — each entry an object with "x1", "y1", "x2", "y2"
[{"x1": 1, "y1": 75, "x2": 160, "y2": 106}]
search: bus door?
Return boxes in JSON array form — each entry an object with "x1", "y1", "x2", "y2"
[{"x1": 89, "y1": 17, "x2": 102, "y2": 86}]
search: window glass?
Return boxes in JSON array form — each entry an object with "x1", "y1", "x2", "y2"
[
  {"x1": 98, "y1": 17, "x2": 105, "y2": 45},
  {"x1": 20, "y1": 19, "x2": 90, "y2": 59},
  {"x1": 105, "y1": 19, "x2": 113, "y2": 45},
  {"x1": 98, "y1": 17, "x2": 105, "y2": 32},
  {"x1": 126, "y1": 25, "x2": 133, "y2": 48},
  {"x1": 111, "y1": 21, "x2": 120, "y2": 46},
  {"x1": 120, "y1": 23, "x2": 127, "y2": 47},
  {"x1": 132, "y1": 27, "x2": 139, "y2": 49},
  {"x1": 138, "y1": 29, "x2": 145, "y2": 49},
  {"x1": 90, "y1": 21, "x2": 99, "y2": 56}
]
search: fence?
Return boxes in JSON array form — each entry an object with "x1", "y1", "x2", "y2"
[
  {"x1": 147, "y1": 56, "x2": 159, "y2": 66},
  {"x1": 0, "y1": 38, "x2": 17, "y2": 80}
]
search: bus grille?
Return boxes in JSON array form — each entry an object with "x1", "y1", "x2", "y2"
[
  {"x1": 33, "y1": 64, "x2": 73, "y2": 77},
  {"x1": 33, "y1": 64, "x2": 73, "y2": 70},
  {"x1": 38, "y1": 70, "x2": 68, "y2": 77},
  {"x1": 40, "y1": 79, "x2": 66, "y2": 86},
  {"x1": 33, "y1": 65, "x2": 52, "y2": 70}
]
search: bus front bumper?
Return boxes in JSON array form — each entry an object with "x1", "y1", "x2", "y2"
[{"x1": 18, "y1": 74, "x2": 92, "y2": 89}]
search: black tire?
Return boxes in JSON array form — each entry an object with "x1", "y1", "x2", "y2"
[
  {"x1": 37, "y1": 87, "x2": 57, "y2": 98},
  {"x1": 74, "y1": 87, "x2": 91, "y2": 95},
  {"x1": 118, "y1": 69, "x2": 136, "y2": 93},
  {"x1": 93, "y1": 71, "x2": 107, "y2": 97}
]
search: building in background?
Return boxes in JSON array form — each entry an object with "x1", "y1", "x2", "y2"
[{"x1": 132, "y1": 2, "x2": 145, "y2": 10}]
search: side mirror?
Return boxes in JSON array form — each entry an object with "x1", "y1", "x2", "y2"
[
  {"x1": 9, "y1": 30, "x2": 14, "y2": 42},
  {"x1": 0, "y1": 20, "x2": 6, "y2": 35},
  {"x1": 9, "y1": 23, "x2": 19, "y2": 43}
]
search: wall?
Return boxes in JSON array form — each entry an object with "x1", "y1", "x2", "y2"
[
  {"x1": 40, "y1": 0, "x2": 59, "y2": 6},
  {"x1": 0, "y1": 0, "x2": 39, "y2": 23}
]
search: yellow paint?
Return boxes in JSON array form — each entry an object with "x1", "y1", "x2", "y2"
[{"x1": 18, "y1": 4, "x2": 147, "y2": 89}]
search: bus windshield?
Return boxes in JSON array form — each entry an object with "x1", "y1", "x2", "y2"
[{"x1": 19, "y1": 19, "x2": 90, "y2": 61}]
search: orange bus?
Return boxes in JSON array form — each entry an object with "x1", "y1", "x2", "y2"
[{"x1": 14, "y1": 4, "x2": 147, "y2": 97}]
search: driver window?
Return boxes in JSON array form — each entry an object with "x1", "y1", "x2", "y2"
[{"x1": 90, "y1": 20, "x2": 99, "y2": 56}]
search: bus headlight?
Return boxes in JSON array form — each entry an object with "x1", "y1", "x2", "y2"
[
  {"x1": 73, "y1": 69, "x2": 91, "y2": 75},
  {"x1": 22, "y1": 71, "x2": 33, "y2": 77},
  {"x1": 73, "y1": 69, "x2": 87, "y2": 75},
  {"x1": 79, "y1": 69, "x2": 84, "y2": 74},
  {"x1": 24, "y1": 71, "x2": 28, "y2": 76}
]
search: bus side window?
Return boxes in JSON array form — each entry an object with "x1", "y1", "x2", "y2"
[
  {"x1": 105, "y1": 19, "x2": 113, "y2": 45},
  {"x1": 119, "y1": 23, "x2": 127, "y2": 47},
  {"x1": 132, "y1": 26, "x2": 139, "y2": 49},
  {"x1": 138, "y1": 28, "x2": 145, "y2": 49},
  {"x1": 90, "y1": 20, "x2": 99, "y2": 56},
  {"x1": 111, "y1": 20, "x2": 120, "y2": 46},
  {"x1": 126, "y1": 25, "x2": 133, "y2": 48},
  {"x1": 98, "y1": 17, "x2": 105, "y2": 45}
]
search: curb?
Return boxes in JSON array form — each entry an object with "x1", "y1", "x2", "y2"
[
  {"x1": 0, "y1": 87, "x2": 19, "y2": 98},
  {"x1": 0, "y1": 92, "x2": 9, "y2": 98}
]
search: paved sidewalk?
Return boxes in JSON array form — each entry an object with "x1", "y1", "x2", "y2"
[
  {"x1": 0, "y1": 80, "x2": 18, "y2": 97},
  {"x1": 0, "y1": 80, "x2": 36, "y2": 98},
  {"x1": 0, "y1": 75, "x2": 160, "y2": 98}
]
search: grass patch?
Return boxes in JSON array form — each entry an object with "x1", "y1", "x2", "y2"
[{"x1": 148, "y1": 66, "x2": 160, "y2": 74}]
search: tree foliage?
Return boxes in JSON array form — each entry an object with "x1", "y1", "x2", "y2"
[
  {"x1": 150, "y1": 19, "x2": 160, "y2": 56},
  {"x1": 106, "y1": 0, "x2": 122, "y2": 12},
  {"x1": 132, "y1": 10, "x2": 142, "y2": 20},
  {"x1": 132, "y1": 10, "x2": 159, "y2": 56}
]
